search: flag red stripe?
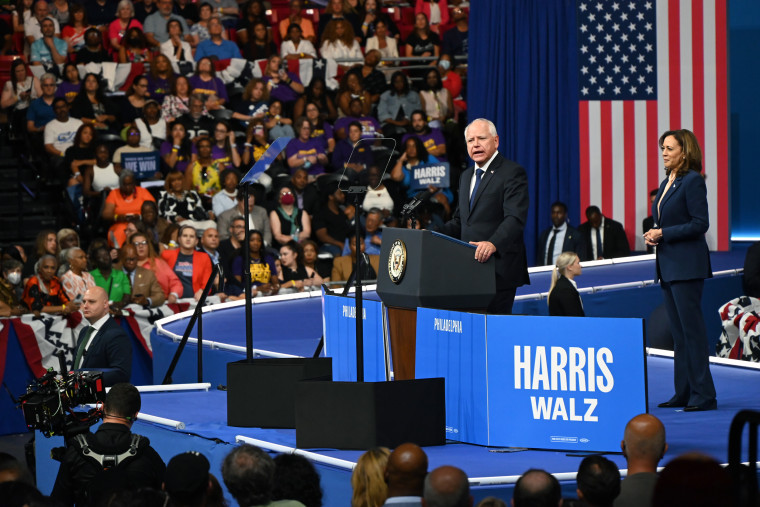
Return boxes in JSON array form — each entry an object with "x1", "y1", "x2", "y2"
[
  {"x1": 667, "y1": 0, "x2": 681, "y2": 127},
  {"x1": 623, "y1": 101, "x2": 637, "y2": 248},
  {"x1": 10, "y1": 320, "x2": 46, "y2": 377},
  {"x1": 0, "y1": 323, "x2": 9, "y2": 385},
  {"x1": 647, "y1": 100, "x2": 660, "y2": 201},
  {"x1": 714, "y1": 0, "x2": 729, "y2": 249},
  {"x1": 124, "y1": 315, "x2": 154, "y2": 358},
  {"x1": 600, "y1": 102, "x2": 613, "y2": 213},
  {"x1": 579, "y1": 102, "x2": 590, "y2": 215}
]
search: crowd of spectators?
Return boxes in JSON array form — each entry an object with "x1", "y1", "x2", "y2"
[
  {"x1": 1, "y1": 0, "x2": 470, "y2": 310},
  {"x1": 0, "y1": 411, "x2": 741, "y2": 507}
]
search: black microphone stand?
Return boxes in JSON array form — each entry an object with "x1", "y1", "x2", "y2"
[{"x1": 346, "y1": 184, "x2": 368, "y2": 382}]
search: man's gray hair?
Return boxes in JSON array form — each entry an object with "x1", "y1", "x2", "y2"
[
  {"x1": 464, "y1": 118, "x2": 498, "y2": 140},
  {"x1": 115, "y1": 0, "x2": 134, "y2": 16},
  {"x1": 41, "y1": 72, "x2": 56, "y2": 83}
]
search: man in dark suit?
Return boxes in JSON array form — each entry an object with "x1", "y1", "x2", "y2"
[
  {"x1": 120, "y1": 244, "x2": 165, "y2": 307},
  {"x1": 438, "y1": 118, "x2": 530, "y2": 314},
  {"x1": 75, "y1": 286, "x2": 132, "y2": 386},
  {"x1": 579, "y1": 205, "x2": 631, "y2": 260},
  {"x1": 536, "y1": 201, "x2": 588, "y2": 265}
]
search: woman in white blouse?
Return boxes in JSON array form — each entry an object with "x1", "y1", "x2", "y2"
[
  {"x1": 365, "y1": 18, "x2": 398, "y2": 59},
  {"x1": 320, "y1": 19, "x2": 362, "y2": 68},
  {"x1": 281, "y1": 23, "x2": 316, "y2": 60}
]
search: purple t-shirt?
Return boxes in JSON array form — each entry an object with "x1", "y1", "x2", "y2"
[
  {"x1": 285, "y1": 137, "x2": 327, "y2": 175},
  {"x1": 56, "y1": 81, "x2": 81, "y2": 103},
  {"x1": 262, "y1": 71, "x2": 302, "y2": 104},
  {"x1": 310, "y1": 121, "x2": 334, "y2": 147},
  {"x1": 148, "y1": 76, "x2": 171, "y2": 104},
  {"x1": 334, "y1": 115, "x2": 381, "y2": 139},
  {"x1": 401, "y1": 128, "x2": 448, "y2": 161},
  {"x1": 160, "y1": 141, "x2": 190, "y2": 173},
  {"x1": 188, "y1": 75, "x2": 229, "y2": 102},
  {"x1": 333, "y1": 138, "x2": 373, "y2": 172},
  {"x1": 230, "y1": 254, "x2": 277, "y2": 286},
  {"x1": 191, "y1": 143, "x2": 238, "y2": 170}
]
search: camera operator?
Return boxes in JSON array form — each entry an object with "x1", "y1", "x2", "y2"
[
  {"x1": 74, "y1": 286, "x2": 132, "y2": 387},
  {"x1": 51, "y1": 383, "x2": 166, "y2": 506}
]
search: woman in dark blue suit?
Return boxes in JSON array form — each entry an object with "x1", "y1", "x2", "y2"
[{"x1": 644, "y1": 129, "x2": 716, "y2": 412}]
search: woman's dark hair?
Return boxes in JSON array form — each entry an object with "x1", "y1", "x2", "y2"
[
  {"x1": 338, "y1": 70, "x2": 364, "y2": 94},
  {"x1": 126, "y1": 74, "x2": 148, "y2": 97},
  {"x1": 280, "y1": 240, "x2": 304, "y2": 268},
  {"x1": 160, "y1": 223, "x2": 180, "y2": 245},
  {"x1": 68, "y1": 2, "x2": 88, "y2": 25},
  {"x1": 245, "y1": 0, "x2": 266, "y2": 20},
  {"x1": 405, "y1": 136, "x2": 429, "y2": 163},
  {"x1": 248, "y1": 229, "x2": 264, "y2": 255},
  {"x1": 125, "y1": 26, "x2": 148, "y2": 49},
  {"x1": 302, "y1": 77, "x2": 330, "y2": 113},
  {"x1": 272, "y1": 453, "x2": 322, "y2": 507},
  {"x1": 79, "y1": 72, "x2": 107, "y2": 102},
  {"x1": 194, "y1": 56, "x2": 217, "y2": 78},
  {"x1": 150, "y1": 53, "x2": 175, "y2": 81},
  {"x1": 414, "y1": 11, "x2": 431, "y2": 37},
  {"x1": 73, "y1": 123, "x2": 96, "y2": 147},
  {"x1": 658, "y1": 129, "x2": 703, "y2": 176},
  {"x1": 304, "y1": 101, "x2": 326, "y2": 130},
  {"x1": 285, "y1": 22, "x2": 302, "y2": 41},
  {"x1": 421, "y1": 67, "x2": 443, "y2": 92},
  {"x1": 166, "y1": 17, "x2": 183, "y2": 34},
  {"x1": 170, "y1": 74, "x2": 191, "y2": 96},
  {"x1": 167, "y1": 120, "x2": 193, "y2": 160},
  {"x1": 9, "y1": 59, "x2": 26, "y2": 89},
  {"x1": 389, "y1": 71, "x2": 410, "y2": 96},
  {"x1": 252, "y1": 20, "x2": 269, "y2": 41},
  {"x1": 242, "y1": 77, "x2": 269, "y2": 102},
  {"x1": 61, "y1": 62, "x2": 80, "y2": 84},
  {"x1": 84, "y1": 27, "x2": 101, "y2": 45},
  {"x1": 220, "y1": 167, "x2": 240, "y2": 188},
  {"x1": 214, "y1": 120, "x2": 236, "y2": 165}
]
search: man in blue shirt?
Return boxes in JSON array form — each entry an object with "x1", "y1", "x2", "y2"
[
  {"x1": 194, "y1": 17, "x2": 241, "y2": 61},
  {"x1": 27, "y1": 73, "x2": 57, "y2": 134},
  {"x1": 144, "y1": 0, "x2": 190, "y2": 46},
  {"x1": 30, "y1": 17, "x2": 67, "y2": 66}
]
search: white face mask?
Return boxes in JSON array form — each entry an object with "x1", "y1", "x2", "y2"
[
  {"x1": 6, "y1": 272, "x2": 21, "y2": 285},
  {"x1": 439, "y1": 59, "x2": 451, "y2": 71}
]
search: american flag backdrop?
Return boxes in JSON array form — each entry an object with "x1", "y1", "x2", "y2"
[{"x1": 577, "y1": 0, "x2": 729, "y2": 251}]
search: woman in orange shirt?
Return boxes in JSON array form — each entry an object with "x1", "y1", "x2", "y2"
[{"x1": 102, "y1": 170, "x2": 156, "y2": 247}]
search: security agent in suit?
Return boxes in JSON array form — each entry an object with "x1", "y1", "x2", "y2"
[
  {"x1": 536, "y1": 201, "x2": 588, "y2": 265},
  {"x1": 644, "y1": 129, "x2": 716, "y2": 412},
  {"x1": 579, "y1": 206, "x2": 631, "y2": 260},
  {"x1": 51, "y1": 383, "x2": 166, "y2": 506},
  {"x1": 547, "y1": 252, "x2": 584, "y2": 317},
  {"x1": 438, "y1": 118, "x2": 530, "y2": 314},
  {"x1": 74, "y1": 286, "x2": 132, "y2": 386}
]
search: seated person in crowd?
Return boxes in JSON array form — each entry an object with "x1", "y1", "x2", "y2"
[
  {"x1": 363, "y1": 165, "x2": 402, "y2": 225},
  {"x1": 70, "y1": 73, "x2": 119, "y2": 132},
  {"x1": 113, "y1": 125, "x2": 154, "y2": 172},
  {"x1": 161, "y1": 18, "x2": 194, "y2": 73},
  {"x1": 200, "y1": 226, "x2": 221, "y2": 266},
  {"x1": 378, "y1": 71, "x2": 422, "y2": 138},
  {"x1": 212, "y1": 168, "x2": 240, "y2": 217},
  {"x1": 270, "y1": 185, "x2": 311, "y2": 250},
  {"x1": 63, "y1": 124, "x2": 97, "y2": 188},
  {"x1": 119, "y1": 27, "x2": 153, "y2": 63},
  {"x1": 160, "y1": 224, "x2": 214, "y2": 300},
  {"x1": 75, "y1": 27, "x2": 110, "y2": 64},
  {"x1": 159, "y1": 169, "x2": 217, "y2": 231},
  {"x1": 261, "y1": 55, "x2": 304, "y2": 112},
  {"x1": 232, "y1": 78, "x2": 269, "y2": 131},
  {"x1": 418, "y1": 68, "x2": 454, "y2": 129},
  {"x1": 1, "y1": 259, "x2": 26, "y2": 316},
  {"x1": 336, "y1": 72, "x2": 372, "y2": 118},
  {"x1": 130, "y1": 231, "x2": 183, "y2": 303},
  {"x1": 205, "y1": 120, "x2": 241, "y2": 170},
  {"x1": 161, "y1": 121, "x2": 193, "y2": 173},
  {"x1": 178, "y1": 93, "x2": 216, "y2": 139},
  {"x1": 278, "y1": 0, "x2": 315, "y2": 43},
  {"x1": 27, "y1": 73, "x2": 57, "y2": 135},
  {"x1": 23, "y1": 254, "x2": 81, "y2": 315},
  {"x1": 194, "y1": 17, "x2": 241, "y2": 60},
  {"x1": 83, "y1": 144, "x2": 120, "y2": 201},
  {"x1": 102, "y1": 170, "x2": 157, "y2": 248},
  {"x1": 334, "y1": 97, "x2": 381, "y2": 140},
  {"x1": 277, "y1": 240, "x2": 322, "y2": 293},
  {"x1": 216, "y1": 188, "x2": 271, "y2": 245},
  {"x1": 183, "y1": 136, "x2": 223, "y2": 200},
  {"x1": 147, "y1": 54, "x2": 175, "y2": 104},
  {"x1": 25, "y1": 0, "x2": 61, "y2": 47},
  {"x1": 344, "y1": 207, "x2": 384, "y2": 256},
  {"x1": 190, "y1": 57, "x2": 228, "y2": 110},
  {"x1": 265, "y1": 99, "x2": 296, "y2": 141},
  {"x1": 319, "y1": 19, "x2": 362, "y2": 67},
  {"x1": 280, "y1": 22, "x2": 316, "y2": 60},
  {"x1": 347, "y1": 49, "x2": 388, "y2": 105},
  {"x1": 90, "y1": 245, "x2": 131, "y2": 308},
  {"x1": 303, "y1": 101, "x2": 335, "y2": 154},
  {"x1": 60, "y1": 247, "x2": 96, "y2": 301},
  {"x1": 390, "y1": 136, "x2": 452, "y2": 218},
  {"x1": 30, "y1": 17, "x2": 67, "y2": 66},
  {"x1": 217, "y1": 215, "x2": 244, "y2": 284},
  {"x1": 301, "y1": 239, "x2": 331, "y2": 283},
  {"x1": 401, "y1": 110, "x2": 447, "y2": 161},
  {"x1": 119, "y1": 243, "x2": 165, "y2": 307},
  {"x1": 229, "y1": 229, "x2": 279, "y2": 297},
  {"x1": 240, "y1": 19, "x2": 278, "y2": 61},
  {"x1": 286, "y1": 117, "x2": 328, "y2": 178},
  {"x1": 290, "y1": 167, "x2": 320, "y2": 217},
  {"x1": 333, "y1": 121, "x2": 374, "y2": 184},
  {"x1": 134, "y1": 99, "x2": 167, "y2": 150},
  {"x1": 44, "y1": 98, "x2": 83, "y2": 161},
  {"x1": 331, "y1": 233, "x2": 379, "y2": 282},
  {"x1": 109, "y1": 0, "x2": 143, "y2": 54},
  {"x1": 161, "y1": 75, "x2": 194, "y2": 124},
  {"x1": 313, "y1": 182, "x2": 351, "y2": 257},
  {"x1": 144, "y1": 0, "x2": 190, "y2": 47}
]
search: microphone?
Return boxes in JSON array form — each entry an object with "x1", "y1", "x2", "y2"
[{"x1": 401, "y1": 189, "x2": 434, "y2": 221}]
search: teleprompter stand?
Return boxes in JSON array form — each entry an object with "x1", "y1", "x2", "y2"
[{"x1": 226, "y1": 137, "x2": 332, "y2": 429}]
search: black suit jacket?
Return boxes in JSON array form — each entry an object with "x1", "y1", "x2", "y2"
[
  {"x1": 78, "y1": 317, "x2": 132, "y2": 387},
  {"x1": 438, "y1": 153, "x2": 530, "y2": 290},
  {"x1": 536, "y1": 224, "x2": 588, "y2": 265},
  {"x1": 548, "y1": 276, "x2": 585, "y2": 317},
  {"x1": 578, "y1": 216, "x2": 631, "y2": 260},
  {"x1": 642, "y1": 215, "x2": 655, "y2": 253}
]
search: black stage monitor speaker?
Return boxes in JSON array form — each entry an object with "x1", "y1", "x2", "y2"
[
  {"x1": 227, "y1": 357, "x2": 332, "y2": 428},
  {"x1": 295, "y1": 378, "x2": 446, "y2": 449}
]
